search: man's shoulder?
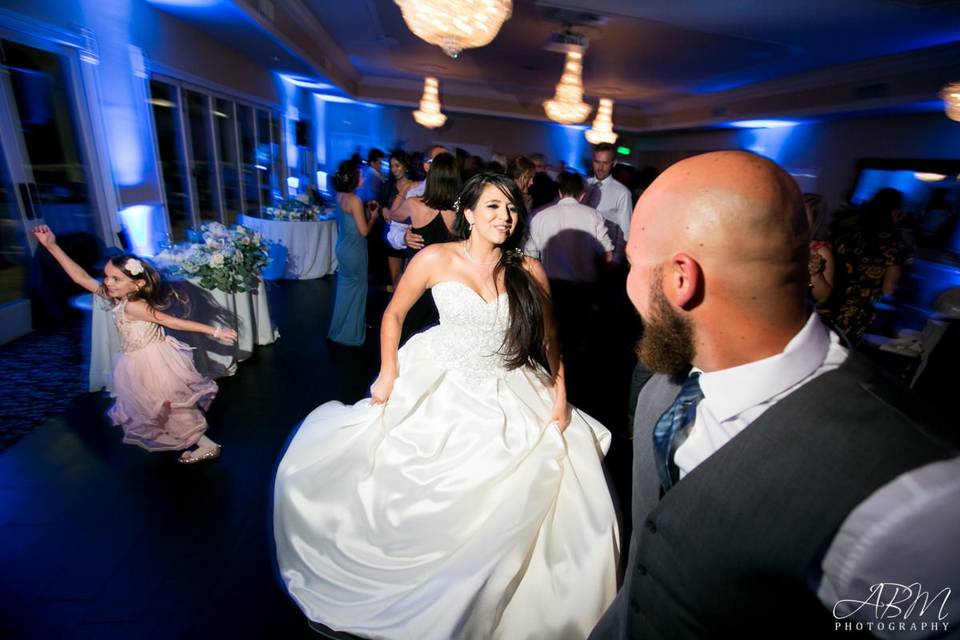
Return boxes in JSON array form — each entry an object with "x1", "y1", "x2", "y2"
[{"x1": 608, "y1": 177, "x2": 632, "y2": 196}]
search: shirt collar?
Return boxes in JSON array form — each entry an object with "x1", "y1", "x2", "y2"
[
  {"x1": 557, "y1": 196, "x2": 579, "y2": 205},
  {"x1": 698, "y1": 312, "x2": 831, "y2": 422}
]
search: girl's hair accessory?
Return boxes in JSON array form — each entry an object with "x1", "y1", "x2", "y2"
[{"x1": 124, "y1": 258, "x2": 144, "y2": 276}]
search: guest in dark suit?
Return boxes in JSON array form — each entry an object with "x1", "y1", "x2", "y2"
[{"x1": 591, "y1": 151, "x2": 958, "y2": 639}]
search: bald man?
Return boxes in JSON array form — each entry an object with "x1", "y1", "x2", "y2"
[{"x1": 590, "y1": 152, "x2": 958, "y2": 638}]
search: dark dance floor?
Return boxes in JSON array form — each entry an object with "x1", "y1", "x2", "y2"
[{"x1": 0, "y1": 277, "x2": 636, "y2": 640}]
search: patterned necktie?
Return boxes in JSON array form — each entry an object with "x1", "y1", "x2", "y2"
[{"x1": 652, "y1": 372, "x2": 703, "y2": 492}]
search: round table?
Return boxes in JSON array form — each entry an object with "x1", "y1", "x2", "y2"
[
  {"x1": 238, "y1": 213, "x2": 338, "y2": 280},
  {"x1": 88, "y1": 278, "x2": 279, "y2": 393}
]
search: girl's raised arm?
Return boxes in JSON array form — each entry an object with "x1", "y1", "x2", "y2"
[
  {"x1": 32, "y1": 225, "x2": 101, "y2": 294},
  {"x1": 123, "y1": 299, "x2": 238, "y2": 344}
]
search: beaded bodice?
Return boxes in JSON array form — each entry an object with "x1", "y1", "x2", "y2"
[
  {"x1": 428, "y1": 281, "x2": 510, "y2": 381},
  {"x1": 113, "y1": 299, "x2": 164, "y2": 353}
]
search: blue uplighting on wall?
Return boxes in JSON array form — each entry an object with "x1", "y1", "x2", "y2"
[
  {"x1": 550, "y1": 124, "x2": 588, "y2": 173},
  {"x1": 118, "y1": 205, "x2": 155, "y2": 257},
  {"x1": 145, "y1": 0, "x2": 224, "y2": 7}
]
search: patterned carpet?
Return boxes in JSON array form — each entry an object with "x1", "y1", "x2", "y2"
[{"x1": 0, "y1": 319, "x2": 87, "y2": 453}]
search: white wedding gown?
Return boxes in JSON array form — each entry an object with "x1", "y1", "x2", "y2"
[{"x1": 274, "y1": 281, "x2": 619, "y2": 640}]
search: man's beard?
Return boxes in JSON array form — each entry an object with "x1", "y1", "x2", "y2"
[{"x1": 635, "y1": 277, "x2": 696, "y2": 377}]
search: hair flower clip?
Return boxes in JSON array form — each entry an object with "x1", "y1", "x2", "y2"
[
  {"x1": 453, "y1": 196, "x2": 462, "y2": 211},
  {"x1": 124, "y1": 258, "x2": 144, "y2": 276},
  {"x1": 506, "y1": 248, "x2": 524, "y2": 260}
]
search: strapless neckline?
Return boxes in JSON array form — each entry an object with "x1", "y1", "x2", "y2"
[{"x1": 432, "y1": 280, "x2": 508, "y2": 305}]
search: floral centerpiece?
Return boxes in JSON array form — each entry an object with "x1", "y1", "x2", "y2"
[
  {"x1": 155, "y1": 222, "x2": 268, "y2": 293},
  {"x1": 262, "y1": 193, "x2": 332, "y2": 221}
]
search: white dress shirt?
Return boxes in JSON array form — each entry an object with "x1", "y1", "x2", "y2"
[
  {"x1": 673, "y1": 312, "x2": 960, "y2": 636},
  {"x1": 586, "y1": 175, "x2": 633, "y2": 246},
  {"x1": 523, "y1": 197, "x2": 613, "y2": 283},
  {"x1": 675, "y1": 312, "x2": 848, "y2": 478}
]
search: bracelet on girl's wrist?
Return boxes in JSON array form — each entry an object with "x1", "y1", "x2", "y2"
[{"x1": 213, "y1": 326, "x2": 221, "y2": 339}]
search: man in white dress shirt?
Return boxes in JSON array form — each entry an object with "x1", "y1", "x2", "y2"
[
  {"x1": 525, "y1": 172, "x2": 614, "y2": 354},
  {"x1": 524, "y1": 171, "x2": 614, "y2": 283},
  {"x1": 586, "y1": 142, "x2": 633, "y2": 263},
  {"x1": 591, "y1": 150, "x2": 958, "y2": 639}
]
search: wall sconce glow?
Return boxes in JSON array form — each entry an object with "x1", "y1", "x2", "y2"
[
  {"x1": 941, "y1": 83, "x2": 960, "y2": 122},
  {"x1": 256, "y1": 164, "x2": 268, "y2": 171},
  {"x1": 212, "y1": 110, "x2": 228, "y2": 118},
  {"x1": 413, "y1": 77, "x2": 447, "y2": 129},
  {"x1": 287, "y1": 176, "x2": 300, "y2": 190},
  {"x1": 585, "y1": 98, "x2": 618, "y2": 145},
  {"x1": 118, "y1": 205, "x2": 155, "y2": 257},
  {"x1": 149, "y1": 98, "x2": 176, "y2": 108},
  {"x1": 914, "y1": 172, "x2": 948, "y2": 182},
  {"x1": 728, "y1": 119, "x2": 799, "y2": 129}
]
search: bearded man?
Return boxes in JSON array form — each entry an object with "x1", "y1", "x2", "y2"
[{"x1": 591, "y1": 151, "x2": 959, "y2": 639}]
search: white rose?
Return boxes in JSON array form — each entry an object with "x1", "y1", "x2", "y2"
[{"x1": 210, "y1": 252, "x2": 225, "y2": 268}]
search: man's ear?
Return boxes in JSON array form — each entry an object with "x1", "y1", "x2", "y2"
[{"x1": 668, "y1": 253, "x2": 703, "y2": 310}]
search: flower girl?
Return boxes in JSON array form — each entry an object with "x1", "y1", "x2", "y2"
[{"x1": 33, "y1": 225, "x2": 237, "y2": 463}]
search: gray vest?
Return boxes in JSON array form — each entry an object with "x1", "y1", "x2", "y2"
[{"x1": 590, "y1": 353, "x2": 954, "y2": 639}]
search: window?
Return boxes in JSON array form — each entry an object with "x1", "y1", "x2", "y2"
[
  {"x1": 214, "y1": 98, "x2": 240, "y2": 223},
  {"x1": 185, "y1": 90, "x2": 218, "y2": 221},
  {"x1": 149, "y1": 80, "x2": 190, "y2": 241},
  {"x1": 238, "y1": 104, "x2": 259, "y2": 216},
  {"x1": 149, "y1": 76, "x2": 284, "y2": 234}
]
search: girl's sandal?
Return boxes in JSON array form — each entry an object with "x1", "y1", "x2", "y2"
[{"x1": 178, "y1": 444, "x2": 222, "y2": 465}]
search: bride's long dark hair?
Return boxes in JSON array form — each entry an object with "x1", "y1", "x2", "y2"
[{"x1": 453, "y1": 173, "x2": 549, "y2": 373}]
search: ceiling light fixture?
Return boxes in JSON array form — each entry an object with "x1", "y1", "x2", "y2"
[
  {"x1": 585, "y1": 98, "x2": 617, "y2": 144},
  {"x1": 543, "y1": 50, "x2": 592, "y2": 124},
  {"x1": 394, "y1": 0, "x2": 512, "y2": 58},
  {"x1": 413, "y1": 77, "x2": 447, "y2": 129},
  {"x1": 942, "y1": 82, "x2": 960, "y2": 122}
]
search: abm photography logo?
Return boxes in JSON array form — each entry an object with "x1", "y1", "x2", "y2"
[{"x1": 833, "y1": 582, "x2": 952, "y2": 634}]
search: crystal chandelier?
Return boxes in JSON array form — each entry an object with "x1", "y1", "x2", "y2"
[
  {"x1": 543, "y1": 50, "x2": 592, "y2": 124},
  {"x1": 394, "y1": 0, "x2": 513, "y2": 58},
  {"x1": 942, "y1": 82, "x2": 960, "y2": 122},
  {"x1": 413, "y1": 77, "x2": 447, "y2": 129},
  {"x1": 585, "y1": 98, "x2": 618, "y2": 144}
]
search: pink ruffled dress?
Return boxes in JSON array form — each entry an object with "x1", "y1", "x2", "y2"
[{"x1": 106, "y1": 299, "x2": 218, "y2": 451}]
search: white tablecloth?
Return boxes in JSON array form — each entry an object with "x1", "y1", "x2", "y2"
[
  {"x1": 238, "y1": 214, "x2": 338, "y2": 280},
  {"x1": 89, "y1": 278, "x2": 279, "y2": 393}
]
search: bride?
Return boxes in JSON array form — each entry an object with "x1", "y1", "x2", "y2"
[{"x1": 274, "y1": 172, "x2": 619, "y2": 640}]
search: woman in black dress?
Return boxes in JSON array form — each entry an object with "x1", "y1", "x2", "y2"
[{"x1": 387, "y1": 152, "x2": 461, "y2": 341}]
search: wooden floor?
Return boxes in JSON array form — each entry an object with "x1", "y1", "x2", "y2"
[{"x1": 0, "y1": 277, "x2": 636, "y2": 640}]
